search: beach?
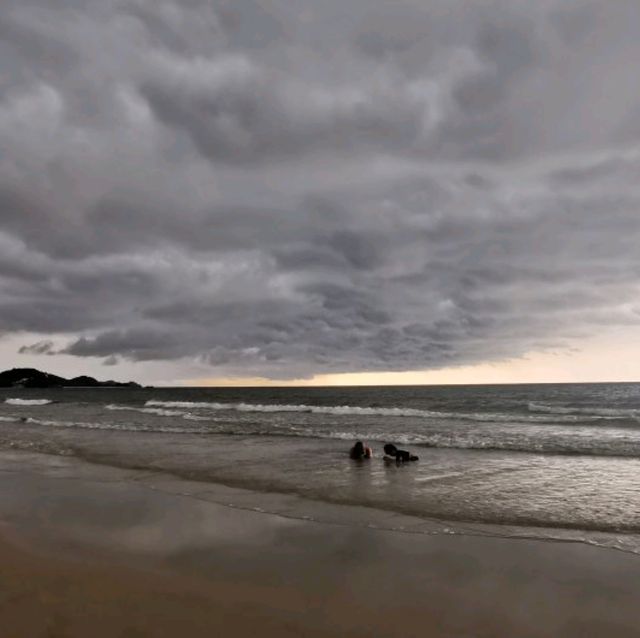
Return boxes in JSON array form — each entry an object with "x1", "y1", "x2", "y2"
[
  {"x1": 1, "y1": 450, "x2": 640, "y2": 638},
  {"x1": 2, "y1": 384, "x2": 640, "y2": 556}
]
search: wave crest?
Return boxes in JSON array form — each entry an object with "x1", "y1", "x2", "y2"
[
  {"x1": 144, "y1": 399, "x2": 443, "y2": 418},
  {"x1": 106, "y1": 404, "x2": 185, "y2": 417},
  {"x1": 5, "y1": 398, "x2": 53, "y2": 406},
  {"x1": 528, "y1": 402, "x2": 640, "y2": 419},
  {"x1": 142, "y1": 399, "x2": 639, "y2": 426},
  {"x1": 3, "y1": 414, "x2": 640, "y2": 459}
]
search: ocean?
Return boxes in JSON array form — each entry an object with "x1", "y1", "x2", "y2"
[{"x1": 1, "y1": 383, "x2": 639, "y2": 554}]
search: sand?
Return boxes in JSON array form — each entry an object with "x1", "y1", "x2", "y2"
[{"x1": 1, "y1": 450, "x2": 640, "y2": 637}]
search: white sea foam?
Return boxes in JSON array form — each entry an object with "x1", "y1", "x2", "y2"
[
  {"x1": 2, "y1": 411, "x2": 639, "y2": 458},
  {"x1": 141, "y1": 407, "x2": 186, "y2": 417},
  {"x1": 106, "y1": 404, "x2": 185, "y2": 417},
  {"x1": 145, "y1": 399, "x2": 465, "y2": 419},
  {"x1": 143, "y1": 399, "x2": 629, "y2": 425},
  {"x1": 19, "y1": 416, "x2": 209, "y2": 435},
  {"x1": 183, "y1": 414, "x2": 215, "y2": 421},
  {"x1": 528, "y1": 402, "x2": 640, "y2": 419},
  {"x1": 5, "y1": 398, "x2": 52, "y2": 406}
]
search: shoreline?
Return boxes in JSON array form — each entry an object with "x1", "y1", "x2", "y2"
[
  {"x1": 3, "y1": 383, "x2": 640, "y2": 546},
  {"x1": 2, "y1": 450, "x2": 640, "y2": 636},
  {"x1": 3, "y1": 442, "x2": 638, "y2": 558}
]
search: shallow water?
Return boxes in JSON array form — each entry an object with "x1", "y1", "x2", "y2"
[{"x1": 1, "y1": 383, "x2": 640, "y2": 553}]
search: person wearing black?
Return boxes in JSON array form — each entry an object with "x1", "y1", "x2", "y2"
[{"x1": 383, "y1": 443, "x2": 418, "y2": 462}]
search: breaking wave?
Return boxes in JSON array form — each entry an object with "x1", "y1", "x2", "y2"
[
  {"x1": 3, "y1": 413, "x2": 639, "y2": 459},
  {"x1": 528, "y1": 402, "x2": 640, "y2": 419},
  {"x1": 5, "y1": 398, "x2": 53, "y2": 406},
  {"x1": 16, "y1": 416, "x2": 210, "y2": 435},
  {"x1": 143, "y1": 399, "x2": 637, "y2": 426},
  {"x1": 106, "y1": 404, "x2": 185, "y2": 417},
  {"x1": 144, "y1": 399, "x2": 443, "y2": 418}
]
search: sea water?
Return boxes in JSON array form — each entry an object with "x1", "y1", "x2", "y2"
[{"x1": 1, "y1": 383, "x2": 639, "y2": 553}]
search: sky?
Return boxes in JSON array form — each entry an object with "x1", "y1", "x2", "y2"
[{"x1": 2, "y1": 0, "x2": 640, "y2": 386}]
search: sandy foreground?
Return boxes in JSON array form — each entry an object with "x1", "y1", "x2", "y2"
[{"x1": 0, "y1": 451, "x2": 639, "y2": 637}]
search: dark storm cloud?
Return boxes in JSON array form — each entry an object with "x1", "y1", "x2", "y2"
[
  {"x1": 2, "y1": 0, "x2": 640, "y2": 379},
  {"x1": 137, "y1": 55, "x2": 434, "y2": 165}
]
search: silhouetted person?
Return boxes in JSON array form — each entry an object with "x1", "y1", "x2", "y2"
[
  {"x1": 383, "y1": 443, "x2": 418, "y2": 462},
  {"x1": 350, "y1": 440, "x2": 373, "y2": 460}
]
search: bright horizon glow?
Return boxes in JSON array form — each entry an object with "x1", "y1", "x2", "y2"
[
  {"x1": 4, "y1": 332, "x2": 640, "y2": 387},
  {"x1": 179, "y1": 335, "x2": 640, "y2": 387}
]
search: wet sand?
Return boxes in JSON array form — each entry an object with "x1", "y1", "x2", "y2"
[{"x1": 1, "y1": 451, "x2": 640, "y2": 637}]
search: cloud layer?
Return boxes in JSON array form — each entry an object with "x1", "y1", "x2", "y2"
[{"x1": 2, "y1": 0, "x2": 640, "y2": 379}]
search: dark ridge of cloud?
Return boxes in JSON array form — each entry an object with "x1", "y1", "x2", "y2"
[
  {"x1": 61, "y1": 327, "x2": 202, "y2": 361},
  {"x1": 18, "y1": 339, "x2": 55, "y2": 355}
]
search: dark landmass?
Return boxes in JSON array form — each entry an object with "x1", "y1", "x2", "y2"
[{"x1": 0, "y1": 368, "x2": 141, "y2": 389}]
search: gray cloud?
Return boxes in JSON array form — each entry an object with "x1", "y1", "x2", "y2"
[
  {"x1": 2, "y1": 0, "x2": 640, "y2": 380},
  {"x1": 18, "y1": 340, "x2": 55, "y2": 355}
]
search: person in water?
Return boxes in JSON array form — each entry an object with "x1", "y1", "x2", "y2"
[
  {"x1": 350, "y1": 440, "x2": 373, "y2": 460},
  {"x1": 383, "y1": 443, "x2": 418, "y2": 462}
]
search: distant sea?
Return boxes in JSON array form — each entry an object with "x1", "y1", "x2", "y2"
[{"x1": 2, "y1": 383, "x2": 640, "y2": 554}]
